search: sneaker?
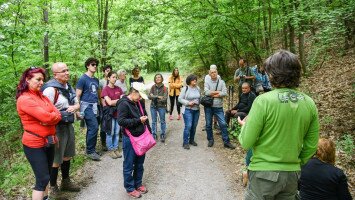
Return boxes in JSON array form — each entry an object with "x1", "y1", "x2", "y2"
[
  {"x1": 60, "y1": 178, "x2": 80, "y2": 192},
  {"x1": 189, "y1": 141, "x2": 198, "y2": 146},
  {"x1": 96, "y1": 151, "x2": 103, "y2": 156},
  {"x1": 50, "y1": 185, "x2": 68, "y2": 200},
  {"x1": 137, "y1": 185, "x2": 148, "y2": 194},
  {"x1": 242, "y1": 171, "x2": 248, "y2": 187},
  {"x1": 224, "y1": 142, "x2": 236, "y2": 149},
  {"x1": 207, "y1": 140, "x2": 214, "y2": 147},
  {"x1": 183, "y1": 144, "x2": 190, "y2": 150},
  {"x1": 87, "y1": 152, "x2": 101, "y2": 161},
  {"x1": 160, "y1": 134, "x2": 165, "y2": 143},
  {"x1": 127, "y1": 190, "x2": 142, "y2": 198},
  {"x1": 153, "y1": 134, "x2": 158, "y2": 141},
  {"x1": 114, "y1": 150, "x2": 122, "y2": 158},
  {"x1": 177, "y1": 115, "x2": 181, "y2": 120},
  {"x1": 169, "y1": 115, "x2": 173, "y2": 120},
  {"x1": 109, "y1": 150, "x2": 119, "y2": 159}
]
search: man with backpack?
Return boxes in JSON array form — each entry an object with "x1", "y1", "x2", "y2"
[
  {"x1": 42, "y1": 62, "x2": 80, "y2": 198},
  {"x1": 234, "y1": 58, "x2": 255, "y2": 95}
]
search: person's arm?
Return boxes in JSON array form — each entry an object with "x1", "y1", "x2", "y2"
[
  {"x1": 168, "y1": 76, "x2": 176, "y2": 89},
  {"x1": 160, "y1": 86, "x2": 168, "y2": 102},
  {"x1": 204, "y1": 81, "x2": 212, "y2": 96},
  {"x1": 117, "y1": 103, "x2": 141, "y2": 128},
  {"x1": 234, "y1": 69, "x2": 240, "y2": 82},
  {"x1": 148, "y1": 86, "x2": 157, "y2": 100},
  {"x1": 215, "y1": 81, "x2": 227, "y2": 97},
  {"x1": 42, "y1": 87, "x2": 56, "y2": 103},
  {"x1": 245, "y1": 67, "x2": 255, "y2": 80},
  {"x1": 239, "y1": 93, "x2": 256, "y2": 113},
  {"x1": 178, "y1": 87, "x2": 189, "y2": 106},
  {"x1": 299, "y1": 105, "x2": 319, "y2": 165},
  {"x1": 238, "y1": 98, "x2": 264, "y2": 149}
]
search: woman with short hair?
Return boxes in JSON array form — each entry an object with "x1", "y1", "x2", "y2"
[
  {"x1": 299, "y1": 138, "x2": 352, "y2": 200},
  {"x1": 16, "y1": 66, "x2": 62, "y2": 200},
  {"x1": 178, "y1": 74, "x2": 201, "y2": 150}
]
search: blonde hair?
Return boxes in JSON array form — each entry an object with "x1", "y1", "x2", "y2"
[{"x1": 316, "y1": 138, "x2": 336, "y2": 164}]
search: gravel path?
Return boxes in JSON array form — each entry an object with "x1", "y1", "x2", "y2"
[{"x1": 75, "y1": 75, "x2": 244, "y2": 200}]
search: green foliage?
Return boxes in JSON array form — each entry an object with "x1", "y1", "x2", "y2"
[
  {"x1": 228, "y1": 118, "x2": 242, "y2": 139},
  {"x1": 337, "y1": 134, "x2": 354, "y2": 158}
]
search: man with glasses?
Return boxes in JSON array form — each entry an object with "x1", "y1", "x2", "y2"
[
  {"x1": 76, "y1": 57, "x2": 101, "y2": 161},
  {"x1": 42, "y1": 62, "x2": 81, "y2": 198}
]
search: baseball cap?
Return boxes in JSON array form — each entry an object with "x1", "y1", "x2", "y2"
[{"x1": 132, "y1": 82, "x2": 148, "y2": 100}]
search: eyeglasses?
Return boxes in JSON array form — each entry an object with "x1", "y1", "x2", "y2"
[
  {"x1": 54, "y1": 69, "x2": 69, "y2": 73},
  {"x1": 90, "y1": 63, "x2": 97, "y2": 67}
]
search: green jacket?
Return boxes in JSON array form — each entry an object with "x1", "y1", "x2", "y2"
[{"x1": 239, "y1": 88, "x2": 319, "y2": 171}]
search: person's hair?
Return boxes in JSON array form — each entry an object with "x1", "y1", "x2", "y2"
[
  {"x1": 241, "y1": 82, "x2": 251, "y2": 88},
  {"x1": 16, "y1": 67, "x2": 46, "y2": 99},
  {"x1": 172, "y1": 67, "x2": 180, "y2": 78},
  {"x1": 264, "y1": 50, "x2": 301, "y2": 88},
  {"x1": 185, "y1": 74, "x2": 197, "y2": 85},
  {"x1": 239, "y1": 58, "x2": 247, "y2": 64},
  {"x1": 84, "y1": 57, "x2": 99, "y2": 69},
  {"x1": 154, "y1": 73, "x2": 164, "y2": 84},
  {"x1": 103, "y1": 64, "x2": 112, "y2": 72},
  {"x1": 128, "y1": 87, "x2": 139, "y2": 94},
  {"x1": 107, "y1": 71, "x2": 117, "y2": 78},
  {"x1": 210, "y1": 64, "x2": 217, "y2": 70},
  {"x1": 117, "y1": 69, "x2": 126, "y2": 76},
  {"x1": 132, "y1": 66, "x2": 140, "y2": 75},
  {"x1": 316, "y1": 138, "x2": 336, "y2": 164}
]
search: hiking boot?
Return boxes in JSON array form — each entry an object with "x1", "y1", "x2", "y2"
[
  {"x1": 137, "y1": 185, "x2": 148, "y2": 194},
  {"x1": 207, "y1": 140, "x2": 214, "y2": 147},
  {"x1": 169, "y1": 115, "x2": 173, "y2": 120},
  {"x1": 189, "y1": 141, "x2": 198, "y2": 146},
  {"x1": 183, "y1": 144, "x2": 190, "y2": 150},
  {"x1": 127, "y1": 190, "x2": 142, "y2": 198},
  {"x1": 50, "y1": 185, "x2": 68, "y2": 200},
  {"x1": 87, "y1": 152, "x2": 101, "y2": 161},
  {"x1": 224, "y1": 142, "x2": 236, "y2": 149},
  {"x1": 60, "y1": 178, "x2": 80, "y2": 192},
  {"x1": 177, "y1": 115, "x2": 181, "y2": 120},
  {"x1": 160, "y1": 134, "x2": 166, "y2": 143},
  {"x1": 114, "y1": 149, "x2": 122, "y2": 158},
  {"x1": 109, "y1": 150, "x2": 119, "y2": 159}
]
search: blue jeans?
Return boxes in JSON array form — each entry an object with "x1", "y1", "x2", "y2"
[
  {"x1": 150, "y1": 107, "x2": 166, "y2": 137},
  {"x1": 204, "y1": 107, "x2": 230, "y2": 144},
  {"x1": 122, "y1": 135, "x2": 145, "y2": 192},
  {"x1": 106, "y1": 118, "x2": 119, "y2": 151},
  {"x1": 84, "y1": 105, "x2": 99, "y2": 154},
  {"x1": 182, "y1": 108, "x2": 200, "y2": 145}
]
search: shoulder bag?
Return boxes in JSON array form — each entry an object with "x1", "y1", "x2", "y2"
[
  {"x1": 200, "y1": 79, "x2": 219, "y2": 107},
  {"x1": 124, "y1": 101, "x2": 156, "y2": 156}
]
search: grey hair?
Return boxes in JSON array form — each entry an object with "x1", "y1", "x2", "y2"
[
  {"x1": 117, "y1": 69, "x2": 127, "y2": 76},
  {"x1": 210, "y1": 64, "x2": 217, "y2": 70}
]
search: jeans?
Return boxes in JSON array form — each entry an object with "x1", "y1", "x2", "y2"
[
  {"x1": 84, "y1": 105, "x2": 99, "y2": 154},
  {"x1": 122, "y1": 135, "x2": 145, "y2": 192},
  {"x1": 204, "y1": 107, "x2": 230, "y2": 144},
  {"x1": 150, "y1": 107, "x2": 166, "y2": 137},
  {"x1": 182, "y1": 108, "x2": 200, "y2": 145},
  {"x1": 106, "y1": 118, "x2": 119, "y2": 151}
]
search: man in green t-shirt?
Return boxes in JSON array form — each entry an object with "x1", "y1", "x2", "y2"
[{"x1": 238, "y1": 50, "x2": 319, "y2": 199}]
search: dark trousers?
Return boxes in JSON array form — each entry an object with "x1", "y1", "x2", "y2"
[
  {"x1": 23, "y1": 144, "x2": 54, "y2": 191},
  {"x1": 84, "y1": 105, "x2": 99, "y2": 154},
  {"x1": 169, "y1": 95, "x2": 181, "y2": 115},
  {"x1": 225, "y1": 110, "x2": 247, "y2": 124}
]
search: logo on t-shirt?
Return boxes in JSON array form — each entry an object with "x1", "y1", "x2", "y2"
[
  {"x1": 90, "y1": 83, "x2": 97, "y2": 94},
  {"x1": 278, "y1": 91, "x2": 304, "y2": 103}
]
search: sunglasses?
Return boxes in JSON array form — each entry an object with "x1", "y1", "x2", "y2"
[
  {"x1": 29, "y1": 66, "x2": 38, "y2": 70},
  {"x1": 90, "y1": 63, "x2": 97, "y2": 67}
]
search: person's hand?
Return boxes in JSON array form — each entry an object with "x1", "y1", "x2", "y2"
[
  {"x1": 188, "y1": 101, "x2": 194, "y2": 106},
  {"x1": 238, "y1": 116, "x2": 247, "y2": 126},
  {"x1": 140, "y1": 116, "x2": 148, "y2": 123},
  {"x1": 158, "y1": 96, "x2": 163, "y2": 99},
  {"x1": 66, "y1": 105, "x2": 77, "y2": 113},
  {"x1": 231, "y1": 110, "x2": 238, "y2": 115}
]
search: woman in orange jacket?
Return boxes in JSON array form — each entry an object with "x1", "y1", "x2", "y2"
[
  {"x1": 16, "y1": 67, "x2": 61, "y2": 200},
  {"x1": 168, "y1": 68, "x2": 183, "y2": 120}
]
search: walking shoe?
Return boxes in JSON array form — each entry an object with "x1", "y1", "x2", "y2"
[
  {"x1": 50, "y1": 185, "x2": 68, "y2": 199},
  {"x1": 189, "y1": 141, "x2": 198, "y2": 146},
  {"x1": 169, "y1": 115, "x2": 173, "y2": 120},
  {"x1": 87, "y1": 152, "x2": 101, "y2": 161},
  {"x1": 137, "y1": 185, "x2": 148, "y2": 194},
  {"x1": 109, "y1": 150, "x2": 119, "y2": 159},
  {"x1": 96, "y1": 151, "x2": 103, "y2": 156},
  {"x1": 127, "y1": 190, "x2": 142, "y2": 198},
  {"x1": 224, "y1": 142, "x2": 236, "y2": 149},
  {"x1": 177, "y1": 115, "x2": 181, "y2": 120},
  {"x1": 207, "y1": 140, "x2": 214, "y2": 147},
  {"x1": 60, "y1": 178, "x2": 80, "y2": 192},
  {"x1": 114, "y1": 149, "x2": 122, "y2": 158},
  {"x1": 183, "y1": 144, "x2": 190, "y2": 150},
  {"x1": 160, "y1": 134, "x2": 166, "y2": 143},
  {"x1": 153, "y1": 134, "x2": 158, "y2": 141}
]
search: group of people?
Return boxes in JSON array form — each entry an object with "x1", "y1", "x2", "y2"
[{"x1": 16, "y1": 50, "x2": 352, "y2": 200}]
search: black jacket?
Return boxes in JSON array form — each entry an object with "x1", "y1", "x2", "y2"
[
  {"x1": 232, "y1": 92, "x2": 256, "y2": 113},
  {"x1": 117, "y1": 96, "x2": 151, "y2": 137},
  {"x1": 299, "y1": 158, "x2": 352, "y2": 200}
]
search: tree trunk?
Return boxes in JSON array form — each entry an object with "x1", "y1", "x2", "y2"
[
  {"x1": 288, "y1": 0, "x2": 296, "y2": 53},
  {"x1": 43, "y1": 2, "x2": 50, "y2": 80},
  {"x1": 101, "y1": 0, "x2": 109, "y2": 66},
  {"x1": 280, "y1": 0, "x2": 288, "y2": 49},
  {"x1": 298, "y1": 32, "x2": 306, "y2": 74}
]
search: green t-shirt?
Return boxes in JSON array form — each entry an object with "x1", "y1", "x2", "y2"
[{"x1": 238, "y1": 88, "x2": 319, "y2": 171}]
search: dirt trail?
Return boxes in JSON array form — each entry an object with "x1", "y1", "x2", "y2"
[{"x1": 75, "y1": 85, "x2": 245, "y2": 199}]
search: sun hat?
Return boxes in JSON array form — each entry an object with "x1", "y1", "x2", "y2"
[{"x1": 132, "y1": 82, "x2": 148, "y2": 100}]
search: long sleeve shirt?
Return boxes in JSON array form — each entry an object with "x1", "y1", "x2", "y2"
[
  {"x1": 178, "y1": 86, "x2": 200, "y2": 113},
  {"x1": 204, "y1": 77, "x2": 227, "y2": 108},
  {"x1": 233, "y1": 92, "x2": 256, "y2": 113}
]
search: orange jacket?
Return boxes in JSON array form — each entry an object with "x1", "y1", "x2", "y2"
[
  {"x1": 168, "y1": 75, "x2": 183, "y2": 96},
  {"x1": 17, "y1": 90, "x2": 61, "y2": 148}
]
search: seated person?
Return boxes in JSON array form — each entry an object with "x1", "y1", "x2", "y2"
[
  {"x1": 298, "y1": 138, "x2": 352, "y2": 200},
  {"x1": 225, "y1": 82, "x2": 256, "y2": 124}
]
